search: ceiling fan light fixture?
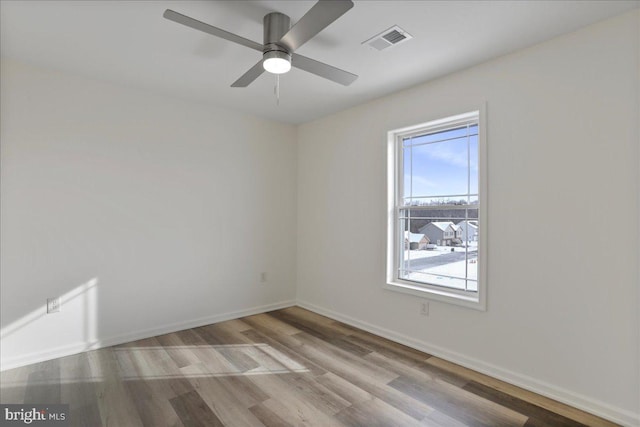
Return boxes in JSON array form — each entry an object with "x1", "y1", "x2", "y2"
[
  {"x1": 164, "y1": 0, "x2": 357, "y2": 87},
  {"x1": 263, "y1": 50, "x2": 291, "y2": 74}
]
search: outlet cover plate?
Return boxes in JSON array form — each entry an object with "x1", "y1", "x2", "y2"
[{"x1": 47, "y1": 297, "x2": 61, "y2": 313}]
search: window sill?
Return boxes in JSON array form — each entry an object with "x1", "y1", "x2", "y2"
[{"x1": 384, "y1": 280, "x2": 486, "y2": 311}]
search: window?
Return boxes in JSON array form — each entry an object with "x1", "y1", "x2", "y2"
[{"x1": 386, "y1": 109, "x2": 486, "y2": 310}]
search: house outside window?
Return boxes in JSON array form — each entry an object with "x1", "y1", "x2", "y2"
[{"x1": 386, "y1": 109, "x2": 487, "y2": 310}]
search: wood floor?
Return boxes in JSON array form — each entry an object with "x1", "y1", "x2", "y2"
[{"x1": 0, "y1": 307, "x2": 617, "y2": 427}]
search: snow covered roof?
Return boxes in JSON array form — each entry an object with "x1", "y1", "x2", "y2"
[
  {"x1": 428, "y1": 221, "x2": 455, "y2": 231},
  {"x1": 404, "y1": 231, "x2": 426, "y2": 242}
]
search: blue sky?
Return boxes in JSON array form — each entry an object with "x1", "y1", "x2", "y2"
[{"x1": 403, "y1": 125, "x2": 478, "y2": 203}]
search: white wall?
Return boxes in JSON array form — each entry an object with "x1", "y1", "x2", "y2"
[
  {"x1": 297, "y1": 10, "x2": 639, "y2": 426},
  {"x1": 0, "y1": 59, "x2": 297, "y2": 369}
]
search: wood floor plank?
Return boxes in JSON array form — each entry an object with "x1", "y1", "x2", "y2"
[
  {"x1": 122, "y1": 336, "x2": 196, "y2": 426},
  {"x1": 155, "y1": 332, "x2": 202, "y2": 369},
  {"x1": 59, "y1": 352, "x2": 103, "y2": 427},
  {"x1": 0, "y1": 362, "x2": 31, "y2": 403},
  {"x1": 282, "y1": 306, "x2": 341, "y2": 325},
  {"x1": 1, "y1": 307, "x2": 617, "y2": 427},
  {"x1": 315, "y1": 371, "x2": 374, "y2": 406},
  {"x1": 241, "y1": 343, "x2": 298, "y2": 373},
  {"x1": 121, "y1": 337, "x2": 194, "y2": 398},
  {"x1": 292, "y1": 331, "x2": 398, "y2": 384},
  {"x1": 463, "y1": 380, "x2": 587, "y2": 427},
  {"x1": 343, "y1": 328, "x2": 433, "y2": 367},
  {"x1": 276, "y1": 372, "x2": 351, "y2": 415},
  {"x1": 212, "y1": 374, "x2": 269, "y2": 408},
  {"x1": 421, "y1": 410, "x2": 471, "y2": 426},
  {"x1": 191, "y1": 324, "x2": 229, "y2": 346},
  {"x1": 86, "y1": 348, "x2": 145, "y2": 427},
  {"x1": 425, "y1": 357, "x2": 619, "y2": 427},
  {"x1": 270, "y1": 310, "x2": 362, "y2": 351},
  {"x1": 243, "y1": 312, "x2": 302, "y2": 336},
  {"x1": 281, "y1": 307, "x2": 357, "y2": 336},
  {"x1": 257, "y1": 395, "x2": 341, "y2": 427},
  {"x1": 218, "y1": 347, "x2": 261, "y2": 372},
  {"x1": 335, "y1": 397, "x2": 425, "y2": 427},
  {"x1": 172, "y1": 328, "x2": 207, "y2": 346},
  {"x1": 177, "y1": 329, "x2": 242, "y2": 377},
  {"x1": 169, "y1": 389, "x2": 225, "y2": 427},
  {"x1": 279, "y1": 331, "x2": 434, "y2": 420},
  {"x1": 201, "y1": 322, "x2": 251, "y2": 345},
  {"x1": 23, "y1": 359, "x2": 61, "y2": 404},
  {"x1": 388, "y1": 374, "x2": 528, "y2": 427},
  {"x1": 217, "y1": 318, "x2": 253, "y2": 333},
  {"x1": 117, "y1": 345, "x2": 186, "y2": 427},
  {"x1": 240, "y1": 327, "x2": 327, "y2": 377},
  {"x1": 326, "y1": 335, "x2": 373, "y2": 357},
  {"x1": 364, "y1": 351, "x2": 469, "y2": 389},
  {"x1": 179, "y1": 363, "x2": 266, "y2": 427},
  {"x1": 249, "y1": 402, "x2": 295, "y2": 427},
  {"x1": 123, "y1": 378, "x2": 184, "y2": 427}
]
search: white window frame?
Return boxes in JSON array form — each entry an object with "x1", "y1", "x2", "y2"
[{"x1": 386, "y1": 106, "x2": 487, "y2": 310}]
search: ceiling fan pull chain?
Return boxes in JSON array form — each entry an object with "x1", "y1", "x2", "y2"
[{"x1": 275, "y1": 74, "x2": 280, "y2": 106}]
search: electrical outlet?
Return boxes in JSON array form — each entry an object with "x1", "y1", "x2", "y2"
[
  {"x1": 260, "y1": 272, "x2": 267, "y2": 283},
  {"x1": 47, "y1": 297, "x2": 61, "y2": 313},
  {"x1": 420, "y1": 301, "x2": 429, "y2": 316}
]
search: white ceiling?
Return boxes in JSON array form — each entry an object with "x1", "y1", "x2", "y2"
[{"x1": 1, "y1": 0, "x2": 638, "y2": 124}]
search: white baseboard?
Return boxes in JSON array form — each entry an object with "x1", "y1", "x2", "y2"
[
  {"x1": 0, "y1": 300, "x2": 296, "y2": 372},
  {"x1": 296, "y1": 300, "x2": 640, "y2": 427}
]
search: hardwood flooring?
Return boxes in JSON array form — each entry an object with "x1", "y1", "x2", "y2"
[{"x1": 0, "y1": 306, "x2": 618, "y2": 427}]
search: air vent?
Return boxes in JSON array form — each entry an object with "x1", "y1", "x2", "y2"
[
  {"x1": 383, "y1": 30, "x2": 406, "y2": 44},
  {"x1": 363, "y1": 25, "x2": 412, "y2": 51}
]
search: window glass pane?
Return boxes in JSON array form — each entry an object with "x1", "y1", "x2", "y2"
[
  {"x1": 403, "y1": 195, "x2": 472, "y2": 207},
  {"x1": 400, "y1": 208, "x2": 476, "y2": 221},
  {"x1": 400, "y1": 208, "x2": 468, "y2": 231},
  {"x1": 409, "y1": 136, "x2": 468, "y2": 198},
  {"x1": 466, "y1": 243, "x2": 478, "y2": 283},
  {"x1": 400, "y1": 247, "x2": 478, "y2": 291},
  {"x1": 399, "y1": 209, "x2": 475, "y2": 285},
  {"x1": 403, "y1": 144, "x2": 411, "y2": 199},
  {"x1": 411, "y1": 125, "x2": 476, "y2": 145},
  {"x1": 469, "y1": 134, "x2": 479, "y2": 195},
  {"x1": 400, "y1": 270, "x2": 467, "y2": 291},
  {"x1": 466, "y1": 280, "x2": 478, "y2": 292}
]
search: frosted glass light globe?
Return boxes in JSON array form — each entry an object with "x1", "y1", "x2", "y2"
[{"x1": 263, "y1": 51, "x2": 291, "y2": 74}]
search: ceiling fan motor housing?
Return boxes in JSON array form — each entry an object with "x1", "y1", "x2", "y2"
[{"x1": 263, "y1": 12, "x2": 292, "y2": 58}]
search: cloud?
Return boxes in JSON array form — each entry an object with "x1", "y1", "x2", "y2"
[
  {"x1": 417, "y1": 142, "x2": 479, "y2": 173},
  {"x1": 424, "y1": 144, "x2": 468, "y2": 168},
  {"x1": 405, "y1": 174, "x2": 436, "y2": 188}
]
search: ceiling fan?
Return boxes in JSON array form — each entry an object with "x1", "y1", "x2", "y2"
[{"x1": 163, "y1": 0, "x2": 358, "y2": 87}]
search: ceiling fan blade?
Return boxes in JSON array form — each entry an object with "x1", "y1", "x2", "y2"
[
  {"x1": 279, "y1": 0, "x2": 354, "y2": 52},
  {"x1": 163, "y1": 9, "x2": 263, "y2": 52},
  {"x1": 231, "y1": 60, "x2": 265, "y2": 87},
  {"x1": 292, "y1": 54, "x2": 357, "y2": 86}
]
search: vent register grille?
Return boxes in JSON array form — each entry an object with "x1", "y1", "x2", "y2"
[
  {"x1": 383, "y1": 30, "x2": 406, "y2": 44},
  {"x1": 363, "y1": 25, "x2": 412, "y2": 50}
]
